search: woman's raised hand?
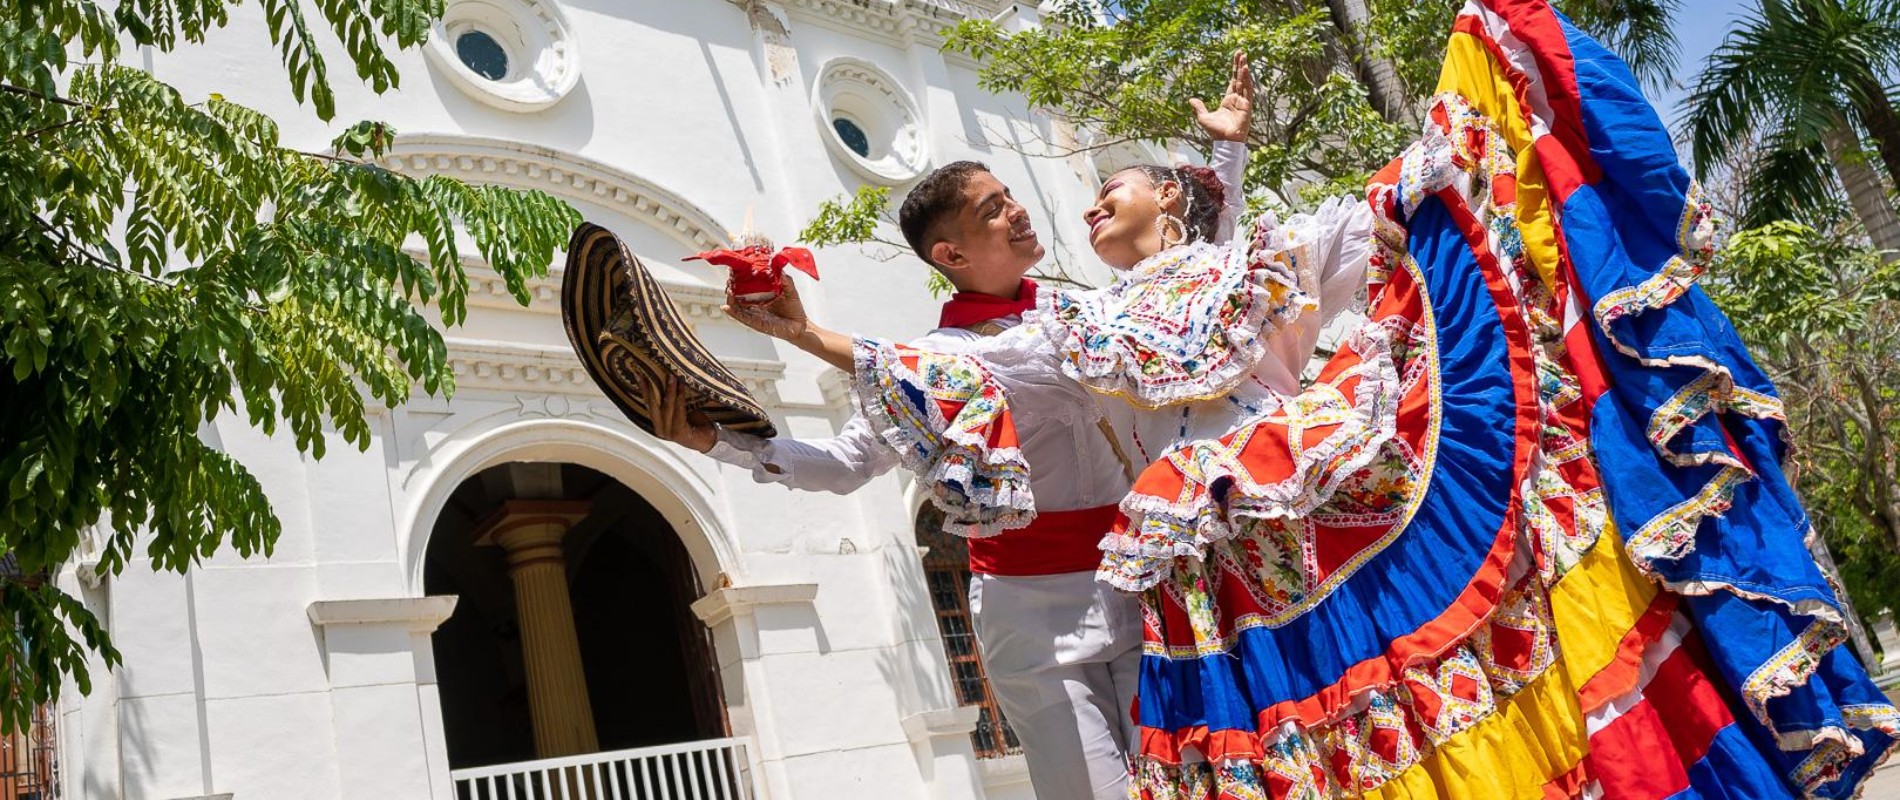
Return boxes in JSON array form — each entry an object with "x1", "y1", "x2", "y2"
[{"x1": 1190, "y1": 51, "x2": 1254, "y2": 143}]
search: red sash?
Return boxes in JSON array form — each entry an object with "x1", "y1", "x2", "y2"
[{"x1": 966, "y1": 504, "x2": 1118, "y2": 577}]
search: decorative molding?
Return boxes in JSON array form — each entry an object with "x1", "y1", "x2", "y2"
[
  {"x1": 689, "y1": 583, "x2": 819, "y2": 627},
  {"x1": 448, "y1": 340, "x2": 593, "y2": 395},
  {"x1": 724, "y1": 358, "x2": 791, "y2": 407},
  {"x1": 978, "y1": 754, "x2": 1031, "y2": 786},
  {"x1": 765, "y1": 0, "x2": 1007, "y2": 51},
  {"x1": 307, "y1": 596, "x2": 460, "y2": 632},
  {"x1": 900, "y1": 706, "x2": 981, "y2": 744},
  {"x1": 813, "y1": 57, "x2": 930, "y2": 184},
  {"x1": 817, "y1": 369, "x2": 852, "y2": 407},
  {"x1": 378, "y1": 135, "x2": 730, "y2": 254},
  {"x1": 444, "y1": 340, "x2": 787, "y2": 402},
  {"x1": 446, "y1": 257, "x2": 738, "y2": 328},
  {"x1": 743, "y1": 0, "x2": 799, "y2": 85},
  {"x1": 424, "y1": 0, "x2": 579, "y2": 112}
]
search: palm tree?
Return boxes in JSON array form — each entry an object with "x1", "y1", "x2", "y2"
[
  {"x1": 1320, "y1": 0, "x2": 1681, "y2": 128},
  {"x1": 1685, "y1": 0, "x2": 1900, "y2": 253},
  {"x1": 1324, "y1": 0, "x2": 1415, "y2": 125},
  {"x1": 1563, "y1": 0, "x2": 1684, "y2": 94}
]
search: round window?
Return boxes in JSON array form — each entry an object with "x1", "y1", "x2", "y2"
[
  {"x1": 812, "y1": 59, "x2": 929, "y2": 184},
  {"x1": 426, "y1": 0, "x2": 578, "y2": 112},
  {"x1": 455, "y1": 30, "x2": 509, "y2": 81},
  {"x1": 832, "y1": 118, "x2": 871, "y2": 158}
]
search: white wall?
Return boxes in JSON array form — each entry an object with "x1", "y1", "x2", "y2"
[{"x1": 60, "y1": 1, "x2": 1113, "y2": 798}]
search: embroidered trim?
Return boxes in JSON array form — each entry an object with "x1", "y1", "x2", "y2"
[
  {"x1": 848, "y1": 337, "x2": 1035, "y2": 537},
  {"x1": 1623, "y1": 467, "x2": 1745, "y2": 564},
  {"x1": 1035, "y1": 240, "x2": 1314, "y2": 410},
  {"x1": 1130, "y1": 567, "x2": 1564, "y2": 794},
  {"x1": 1097, "y1": 320, "x2": 1404, "y2": 592},
  {"x1": 1845, "y1": 704, "x2": 1900, "y2": 735}
]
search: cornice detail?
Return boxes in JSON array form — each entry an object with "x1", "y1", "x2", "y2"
[
  {"x1": 450, "y1": 258, "x2": 736, "y2": 327},
  {"x1": 379, "y1": 135, "x2": 730, "y2": 253},
  {"x1": 762, "y1": 0, "x2": 1007, "y2": 49},
  {"x1": 445, "y1": 340, "x2": 786, "y2": 402}
]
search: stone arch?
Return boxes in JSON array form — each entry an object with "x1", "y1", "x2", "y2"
[{"x1": 399, "y1": 415, "x2": 740, "y2": 597}]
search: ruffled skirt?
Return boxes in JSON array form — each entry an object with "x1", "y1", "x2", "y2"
[{"x1": 1110, "y1": 10, "x2": 1898, "y2": 796}]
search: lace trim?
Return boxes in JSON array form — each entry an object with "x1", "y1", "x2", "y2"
[
  {"x1": 848, "y1": 338, "x2": 1035, "y2": 537},
  {"x1": 1129, "y1": 567, "x2": 1562, "y2": 793},
  {"x1": 1034, "y1": 240, "x2": 1315, "y2": 410},
  {"x1": 1578, "y1": 191, "x2": 1882, "y2": 768},
  {"x1": 1096, "y1": 321, "x2": 1403, "y2": 591}
]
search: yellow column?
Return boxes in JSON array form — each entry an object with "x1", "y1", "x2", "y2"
[{"x1": 475, "y1": 500, "x2": 599, "y2": 758}]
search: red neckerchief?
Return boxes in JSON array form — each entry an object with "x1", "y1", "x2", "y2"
[{"x1": 937, "y1": 278, "x2": 1039, "y2": 329}]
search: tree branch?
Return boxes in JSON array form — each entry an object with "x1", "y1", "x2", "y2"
[{"x1": 0, "y1": 83, "x2": 84, "y2": 107}]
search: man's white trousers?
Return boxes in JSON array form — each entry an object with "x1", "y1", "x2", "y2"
[{"x1": 971, "y1": 571, "x2": 1144, "y2": 800}]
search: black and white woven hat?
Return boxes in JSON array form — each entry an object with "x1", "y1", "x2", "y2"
[{"x1": 561, "y1": 222, "x2": 777, "y2": 438}]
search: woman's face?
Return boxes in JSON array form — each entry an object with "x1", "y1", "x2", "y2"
[{"x1": 1083, "y1": 168, "x2": 1182, "y2": 270}]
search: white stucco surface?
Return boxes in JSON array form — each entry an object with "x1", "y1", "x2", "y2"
[{"x1": 56, "y1": 2, "x2": 1127, "y2": 798}]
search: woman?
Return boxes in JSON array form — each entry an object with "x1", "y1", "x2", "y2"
[{"x1": 725, "y1": 6, "x2": 1895, "y2": 796}]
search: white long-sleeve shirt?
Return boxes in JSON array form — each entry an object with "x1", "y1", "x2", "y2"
[
  {"x1": 707, "y1": 320, "x2": 1135, "y2": 512},
  {"x1": 704, "y1": 140, "x2": 1256, "y2": 508}
]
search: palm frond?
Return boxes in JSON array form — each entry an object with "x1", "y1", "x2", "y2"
[{"x1": 1559, "y1": 0, "x2": 1681, "y2": 93}]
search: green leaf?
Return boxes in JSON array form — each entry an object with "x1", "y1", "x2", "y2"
[{"x1": 0, "y1": 0, "x2": 579, "y2": 733}]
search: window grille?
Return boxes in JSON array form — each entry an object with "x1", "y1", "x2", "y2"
[{"x1": 915, "y1": 508, "x2": 1019, "y2": 759}]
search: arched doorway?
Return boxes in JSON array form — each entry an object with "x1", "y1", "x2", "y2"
[{"x1": 424, "y1": 461, "x2": 725, "y2": 769}]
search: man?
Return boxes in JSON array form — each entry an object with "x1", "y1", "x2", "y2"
[{"x1": 647, "y1": 56, "x2": 1255, "y2": 800}]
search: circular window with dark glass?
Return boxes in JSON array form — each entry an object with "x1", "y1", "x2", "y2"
[
  {"x1": 832, "y1": 117, "x2": 871, "y2": 158},
  {"x1": 455, "y1": 30, "x2": 509, "y2": 81}
]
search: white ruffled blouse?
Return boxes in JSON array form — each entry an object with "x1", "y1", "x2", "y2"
[{"x1": 848, "y1": 197, "x2": 1377, "y2": 539}]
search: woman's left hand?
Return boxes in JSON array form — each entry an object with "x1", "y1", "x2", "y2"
[{"x1": 1191, "y1": 50, "x2": 1254, "y2": 143}]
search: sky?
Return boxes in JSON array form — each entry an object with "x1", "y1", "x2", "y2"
[{"x1": 1653, "y1": 0, "x2": 1756, "y2": 125}]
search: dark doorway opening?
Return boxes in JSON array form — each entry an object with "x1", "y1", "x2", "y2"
[{"x1": 425, "y1": 462, "x2": 724, "y2": 769}]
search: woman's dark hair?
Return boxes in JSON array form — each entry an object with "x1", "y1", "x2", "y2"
[{"x1": 1124, "y1": 163, "x2": 1225, "y2": 245}]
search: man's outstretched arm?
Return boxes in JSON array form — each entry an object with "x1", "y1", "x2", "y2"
[
  {"x1": 646, "y1": 377, "x2": 897, "y2": 493},
  {"x1": 721, "y1": 275, "x2": 858, "y2": 373}
]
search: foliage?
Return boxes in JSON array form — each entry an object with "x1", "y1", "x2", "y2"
[
  {"x1": 800, "y1": 185, "x2": 895, "y2": 251},
  {"x1": 0, "y1": 0, "x2": 579, "y2": 732},
  {"x1": 1704, "y1": 219, "x2": 1900, "y2": 621},
  {"x1": 801, "y1": 0, "x2": 1682, "y2": 275},
  {"x1": 945, "y1": 1, "x2": 1410, "y2": 204},
  {"x1": 799, "y1": 185, "x2": 950, "y2": 295},
  {"x1": 1683, "y1": 0, "x2": 1900, "y2": 229},
  {"x1": 1364, "y1": 0, "x2": 1680, "y2": 98}
]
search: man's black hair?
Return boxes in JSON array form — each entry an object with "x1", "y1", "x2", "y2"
[{"x1": 898, "y1": 161, "x2": 992, "y2": 269}]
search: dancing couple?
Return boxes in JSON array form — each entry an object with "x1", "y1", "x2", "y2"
[{"x1": 589, "y1": 2, "x2": 1899, "y2": 797}]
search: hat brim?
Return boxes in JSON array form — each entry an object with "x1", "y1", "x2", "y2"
[{"x1": 562, "y1": 222, "x2": 777, "y2": 438}]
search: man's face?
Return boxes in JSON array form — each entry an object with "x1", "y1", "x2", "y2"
[{"x1": 937, "y1": 172, "x2": 1043, "y2": 283}]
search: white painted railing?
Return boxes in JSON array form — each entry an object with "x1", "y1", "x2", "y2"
[{"x1": 451, "y1": 736, "x2": 764, "y2": 800}]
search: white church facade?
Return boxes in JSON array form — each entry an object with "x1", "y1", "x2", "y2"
[{"x1": 47, "y1": 1, "x2": 1173, "y2": 798}]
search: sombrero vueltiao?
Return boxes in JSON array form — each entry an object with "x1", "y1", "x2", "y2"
[{"x1": 562, "y1": 222, "x2": 777, "y2": 438}]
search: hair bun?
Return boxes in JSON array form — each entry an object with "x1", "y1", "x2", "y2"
[{"x1": 1177, "y1": 165, "x2": 1226, "y2": 211}]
